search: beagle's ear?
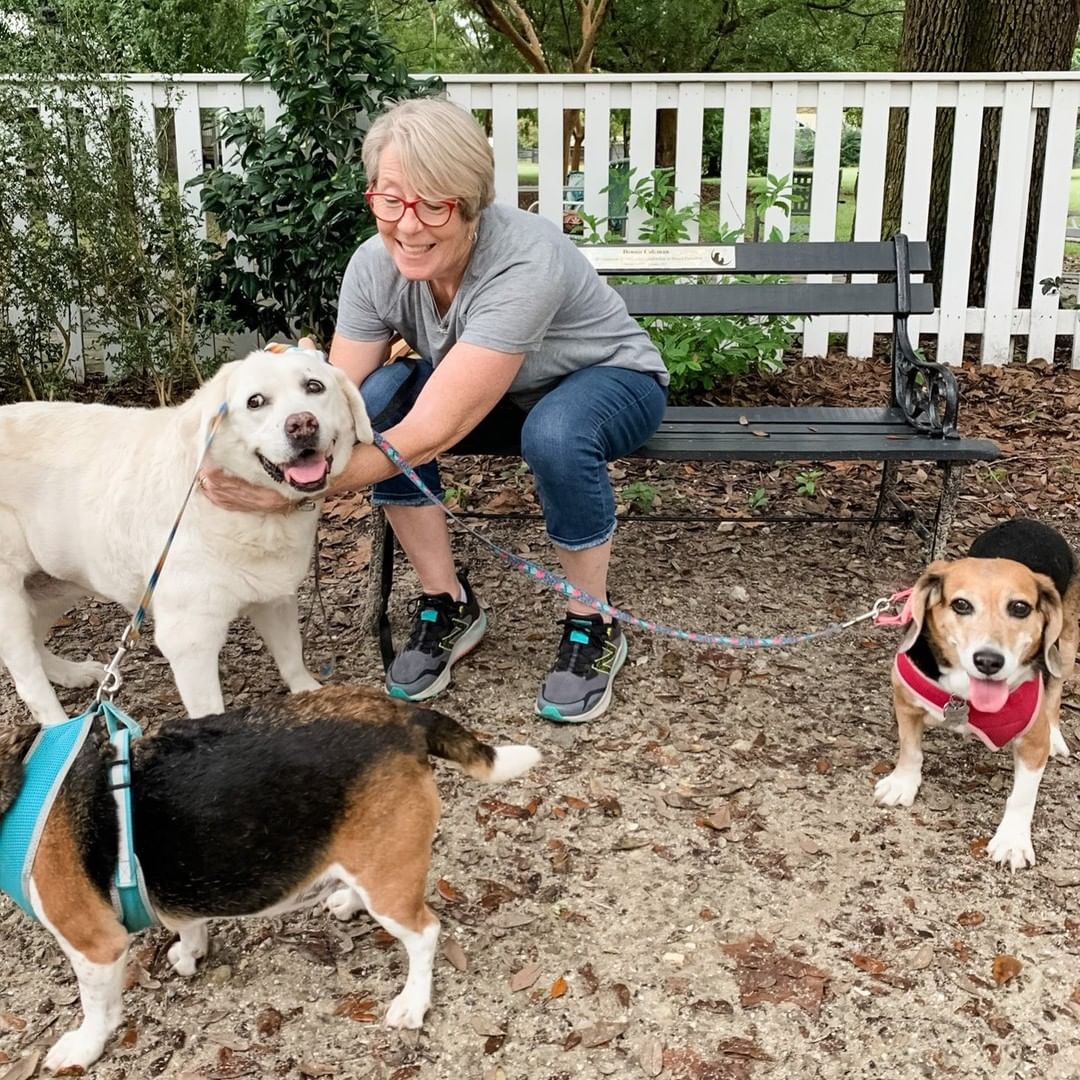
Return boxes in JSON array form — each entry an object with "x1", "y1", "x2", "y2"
[
  {"x1": 898, "y1": 561, "x2": 948, "y2": 653},
  {"x1": 1034, "y1": 572, "x2": 1064, "y2": 678},
  {"x1": 328, "y1": 364, "x2": 374, "y2": 445}
]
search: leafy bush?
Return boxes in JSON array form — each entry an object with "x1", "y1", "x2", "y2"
[
  {"x1": 579, "y1": 169, "x2": 795, "y2": 402},
  {"x1": 840, "y1": 125, "x2": 862, "y2": 167},
  {"x1": 0, "y1": 4, "x2": 231, "y2": 402},
  {"x1": 199, "y1": 0, "x2": 439, "y2": 346}
]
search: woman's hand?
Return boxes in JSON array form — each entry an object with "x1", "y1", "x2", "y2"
[{"x1": 197, "y1": 467, "x2": 298, "y2": 514}]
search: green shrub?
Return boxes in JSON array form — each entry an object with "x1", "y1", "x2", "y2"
[
  {"x1": 0, "y1": 4, "x2": 230, "y2": 403},
  {"x1": 199, "y1": 0, "x2": 439, "y2": 346},
  {"x1": 579, "y1": 169, "x2": 795, "y2": 402}
]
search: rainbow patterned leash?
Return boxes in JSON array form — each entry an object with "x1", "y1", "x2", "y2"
[
  {"x1": 97, "y1": 402, "x2": 229, "y2": 698},
  {"x1": 372, "y1": 432, "x2": 905, "y2": 648}
]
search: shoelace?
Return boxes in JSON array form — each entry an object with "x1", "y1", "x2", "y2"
[
  {"x1": 404, "y1": 592, "x2": 459, "y2": 655},
  {"x1": 554, "y1": 617, "x2": 610, "y2": 675}
]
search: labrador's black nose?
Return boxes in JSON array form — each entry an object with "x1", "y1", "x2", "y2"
[
  {"x1": 285, "y1": 412, "x2": 319, "y2": 441},
  {"x1": 973, "y1": 649, "x2": 1005, "y2": 676}
]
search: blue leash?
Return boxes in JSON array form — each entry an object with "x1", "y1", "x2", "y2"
[{"x1": 371, "y1": 432, "x2": 898, "y2": 648}]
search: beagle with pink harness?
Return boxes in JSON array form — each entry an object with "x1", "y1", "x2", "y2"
[{"x1": 875, "y1": 520, "x2": 1078, "y2": 870}]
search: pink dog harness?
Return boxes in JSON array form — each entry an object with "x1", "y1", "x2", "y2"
[{"x1": 894, "y1": 651, "x2": 1042, "y2": 750}]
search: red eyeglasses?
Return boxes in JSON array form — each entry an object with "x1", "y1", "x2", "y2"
[{"x1": 364, "y1": 192, "x2": 458, "y2": 227}]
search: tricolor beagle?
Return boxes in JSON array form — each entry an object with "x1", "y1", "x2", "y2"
[
  {"x1": 875, "y1": 520, "x2": 1078, "y2": 869},
  {"x1": 0, "y1": 685, "x2": 539, "y2": 1072}
]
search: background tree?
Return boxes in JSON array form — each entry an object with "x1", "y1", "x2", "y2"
[
  {"x1": 881, "y1": 0, "x2": 1080, "y2": 306},
  {"x1": 199, "y1": 0, "x2": 438, "y2": 345}
]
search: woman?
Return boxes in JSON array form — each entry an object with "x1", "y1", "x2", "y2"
[{"x1": 203, "y1": 97, "x2": 668, "y2": 723}]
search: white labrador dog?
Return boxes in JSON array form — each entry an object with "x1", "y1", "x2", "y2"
[{"x1": 0, "y1": 348, "x2": 372, "y2": 725}]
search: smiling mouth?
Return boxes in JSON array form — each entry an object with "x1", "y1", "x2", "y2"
[{"x1": 257, "y1": 448, "x2": 332, "y2": 492}]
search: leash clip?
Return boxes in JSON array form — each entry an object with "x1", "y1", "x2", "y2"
[
  {"x1": 96, "y1": 645, "x2": 128, "y2": 702},
  {"x1": 873, "y1": 588, "x2": 914, "y2": 627}
]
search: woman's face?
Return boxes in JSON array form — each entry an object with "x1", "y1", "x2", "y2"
[{"x1": 370, "y1": 143, "x2": 475, "y2": 292}]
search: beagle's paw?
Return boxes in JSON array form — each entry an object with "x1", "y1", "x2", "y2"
[
  {"x1": 325, "y1": 886, "x2": 365, "y2": 921},
  {"x1": 1050, "y1": 727, "x2": 1070, "y2": 759},
  {"x1": 987, "y1": 818, "x2": 1035, "y2": 870},
  {"x1": 874, "y1": 768, "x2": 921, "y2": 807},
  {"x1": 385, "y1": 987, "x2": 429, "y2": 1029}
]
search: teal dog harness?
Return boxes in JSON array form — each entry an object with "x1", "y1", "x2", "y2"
[{"x1": 0, "y1": 703, "x2": 157, "y2": 932}]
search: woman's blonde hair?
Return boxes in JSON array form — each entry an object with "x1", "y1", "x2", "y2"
[{"x1": 362, "y1": 98, "x2": 495, "y2": 222}]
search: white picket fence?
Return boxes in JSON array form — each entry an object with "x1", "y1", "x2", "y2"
[{"x1": 49, "y1": 72, "x2": 1080, "y2": 368}]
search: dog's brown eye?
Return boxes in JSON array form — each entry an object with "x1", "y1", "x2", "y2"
[
  {"x1": 950, "y1": 598, "x2": 973, "y2": 615},
  {"x1": 305, "y1": 379, "x2": 325, "y2": 394},
  {"x1": 247, "y1": 394, "x2": 266, "y2": 410},
  {"x1": 1007, "y1": 600, "x2": 1032, "y2": 618}
]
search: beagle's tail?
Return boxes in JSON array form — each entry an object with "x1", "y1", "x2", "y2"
[
  {"x1": 413, "y1": 708, "x2": 541, "y2": 784},
  {"x1": 0, "y1": 725, "x2": 38, "y2": 817}
]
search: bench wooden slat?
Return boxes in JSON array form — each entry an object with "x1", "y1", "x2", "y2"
[
  {"x1": 613, "y1": 282, "x2": 935, "y2": 316},
  {"x1": 583, "y1": 240, "x2": 932, "y2": 276},
  {"x1": 638, "y1": 432, "x2": 1000, "y2": 462},
  {"x1": 659, "y1": 406, "x2": 917, "y2": 424}
]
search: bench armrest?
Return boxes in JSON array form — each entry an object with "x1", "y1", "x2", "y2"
[{"x1": 893, "y1": 319, "x2": 960, "y2": 439}]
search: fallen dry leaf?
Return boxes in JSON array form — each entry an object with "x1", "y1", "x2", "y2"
[
  {"x1": 549, "y1": 975, "x2": 568, "y2": 999},
  {"x1": 720, "y1": 935, "x2": 831, "y2": 1016},
  {"x1": 469, "y1": 1014, "x2": 506, "y2": 1038},
  {"x1": 255, "y1": 1006, "x2": 284, "y2": 1037},
  {"x1": 578, "y1": 1021, "x2": 627, "y2": 1048},
  {"x1": 636, "y1": 1037, "x2": 665, "y2": 1077},
  {"x1": 510, "y1": 962, "x2": 542, "y2": 992},
  {"x1": 298, "y1": 1062, "x2": 336, "y2": 1078},
  {"x1": 850, "y1": 953, "x2": 888, "y2": 975},
  {"x1": 0, "y1": 1014, "x2": 25, "y2": 1033},
  {"x1": 991, "y1": 954, "x2": 1022, "y2": 986},
  {"x1": 441, "y1": 936, "x2": 468, "y2": 972},
  {"x1": 333, "y1": 993, "x2": 379, "y2": 1022},
  {"x1": 957, "y1": 911, "x2": 985, "y2": 928},
  {"x1": 436, "y1": 878, "x2": 467, "y2": 904},
  {"x1": 0, "y1": 1052, "x2": 41, "y2": 1080}
]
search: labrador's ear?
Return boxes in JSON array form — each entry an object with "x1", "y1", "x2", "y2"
[
  {"x1": 1034, "y1": 572, "x2": 1064, "y2": 678},
  {"x1": 328, "y1": 364, "x2": 374, "y2": 445},
  {"x1": 898, "y1": 561, "x2": 949, "y2": 653},
  {"x1": 176, "y1": 360, "x2": 240, "y2": 445}
]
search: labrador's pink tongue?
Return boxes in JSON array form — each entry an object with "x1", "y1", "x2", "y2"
[
  {"x1": 969, "y1": 677, "x2": 1010, "y2": 712},
  {"x1": 284, "y1": 453, "x2": 327, "y2": 485}
]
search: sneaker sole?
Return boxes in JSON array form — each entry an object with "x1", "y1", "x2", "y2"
[
  {"x1": 536, "y1": 632, "x2": 628, "y2": 724},
  {"x1": 387, "y1": 608, "x2": 489, "y2": 703}
]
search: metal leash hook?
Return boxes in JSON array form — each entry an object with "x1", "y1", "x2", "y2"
[{"x1": 96, "y1": 644, "x2": 128, "y2": 702}]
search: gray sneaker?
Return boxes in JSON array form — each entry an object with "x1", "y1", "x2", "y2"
[
  {"x1": 386, "y1": 572, "x2": 487, "y2": 702},
  {"x1": 536, "y1": 614, "x2": 627, "y2": 723}
]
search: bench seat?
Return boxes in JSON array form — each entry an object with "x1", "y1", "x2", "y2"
[{"x1": 640, "y1": 405, "x2": 1000, "y2": 462}]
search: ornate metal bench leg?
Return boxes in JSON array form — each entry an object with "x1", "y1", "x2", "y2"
[
  {"x1": 928, "y1": 463, "x2": 963, "y2": 560},
  {"x1": 867, "y1": 461, "x2": 899, "y2": 552}
]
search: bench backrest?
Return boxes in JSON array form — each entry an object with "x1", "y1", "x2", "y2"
[{"x1": 580, "y1": 236, "x2": 933, "y2": 318}]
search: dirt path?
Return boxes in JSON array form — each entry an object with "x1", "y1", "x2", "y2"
[{"x1": 1, "y1": 356, "x2": 1078, "y2": 1080}]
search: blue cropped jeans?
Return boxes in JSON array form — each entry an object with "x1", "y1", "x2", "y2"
[{"x1": 360, "y1": 360, "x2": 667, "y2": 551}]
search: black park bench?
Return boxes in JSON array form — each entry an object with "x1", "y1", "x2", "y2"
[{"x1": 363, "y1": 234, "x2": 999, "y2": 653}]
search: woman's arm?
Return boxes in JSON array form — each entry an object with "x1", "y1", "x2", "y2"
[
  {"x1": 327, "y1": 340, "x2": 524, "y2": 493},
  {"x1": 199, "y1": 338, "x2": 523, "y2": 510}
]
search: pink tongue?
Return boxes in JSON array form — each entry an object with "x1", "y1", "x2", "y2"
[
  {"x1": 968, "y1": 677, "x2": 1010, "y2": 712},
  {"x1": 284, "y1": 454, "x2": 327, "y2": 485}
]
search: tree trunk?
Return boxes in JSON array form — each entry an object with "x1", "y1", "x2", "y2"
[
  {"x1": 881, "y1": 0, "x2": 1080, "y2": 309},
  {"x1": 656, "y1": 110, "x2": 677, "y2": 168}
]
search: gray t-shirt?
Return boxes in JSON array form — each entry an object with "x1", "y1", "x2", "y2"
[{"x1": 335, "y1": 203, "x2": 668, "y2": 408}]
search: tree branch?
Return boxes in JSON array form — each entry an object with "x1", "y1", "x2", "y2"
[
  {"x1": 464, "y1": 0, "x2": 550, "y2": 72},
  {"x1": 573, "y1": 0, "x2": 612, "y2": 71}
]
